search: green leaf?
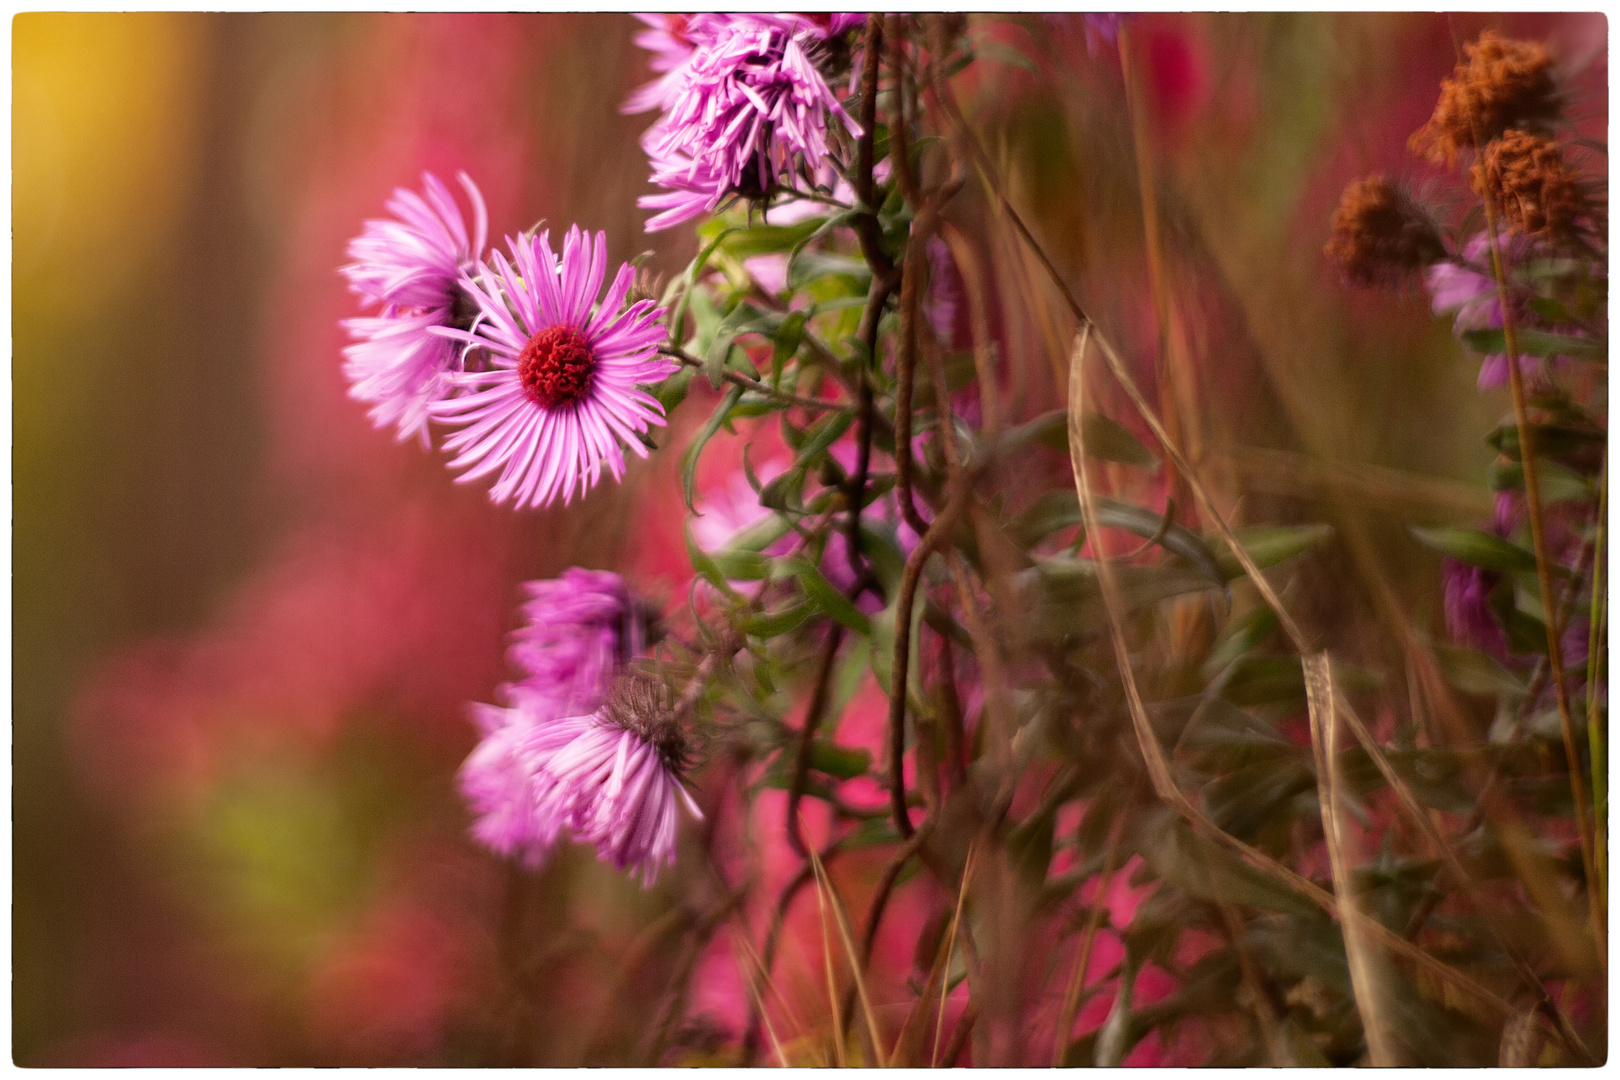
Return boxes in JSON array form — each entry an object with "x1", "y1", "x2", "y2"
[
  {"x1": 810, "y1": 740, "x2": 870, "y2": 780},
  {"x1": 973, "y1": 39, "x2": 1040, "y2": 74},
  {"x1": 796, "y1": 408, "x2": 855, "y2": 466},
  {"x1": 704, "y1": 303, "x2": 756, "y2": 389},
  {"x1": 772, "y1": 309, "x2": 807, "y2": 382},
  {"x1": 784, "y1": 558, "x2": 872, "y2": 635},
  {"x1": 1409, "y1": 525, "x2": 1537, "y2": 572},
  {"x1": 650, "y1": 364, "x2": 695, "y2": 413},
  {"x1": 759, "y1": 467, "x2": 805, "y2": 512},
  {"x1": 1213, "y1": 524, "x2": 1334, "y2": 577},
  {"x1": 1459, "y1": 327, "x2": 1606, "y2": 360},
  {"x1": 741, "y1": 602, "x2": 814, "y2": 638},
  {"x1": 709, "y1": 548, "x2": 771, "y2": 580},
  {"x1": 1141, "y1": 812, "x2": 1320, "y2": 917},
  {"x1": 1007, "y1": 491, "x2": 1223, "y2": 589},
  {"x1": 722, "y1": 219, "x2": 825, "y2": 259},
  {"x1": 685, "y1": 521, "x2": 739, "y2": 598},
  {"x1": 1079, "y1": 412, "x2": 1158, "y2": 468},
  {"x1": 721, "y1": 513, "x2": 794, "y2": 554},
  {"x1": 1487, "y1": 458, "x2": 1593, "y2": 504},
  {"x1": 1432, "y1": 642, "x2": 1524, "y2": 696},
  {"x1": 680, "y1": 384, "x2": 744, "y2": 512},
  {"x1": 1486, "y1": 422, "x2": 1604, "y2": 462}
]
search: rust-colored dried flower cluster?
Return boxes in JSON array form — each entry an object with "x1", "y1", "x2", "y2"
[
  {"x1": 1471, "y1": 129, "x2": 1591, "y2": 239},
  {"x1": 1409, "y1": 31, "x2": 1560, "y2": 166},
  {"x1": 1324, "y1": 175, "x2": 1445, "y2": 286}
]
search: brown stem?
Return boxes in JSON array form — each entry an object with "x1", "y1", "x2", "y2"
[
  {"x1": 1481, "y1": 195, "x2": 1601, "y2": 952},
  {"x1": 786, "y1": 624, "x2": 848, "y2": 858},
  {"x1": 661, "y1": 345, "x2": 851, "y2": 413}
]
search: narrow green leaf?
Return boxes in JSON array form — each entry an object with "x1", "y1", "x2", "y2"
[
  {"x1": 1079, "y1": 412, "x2": 1158, "y2": 468},
  {"x1": 1460, "y1": 327, "x2": 1605, "y2": 360},
  {"x1": 741, "y1": 602, "x2": 814, "y2": 638},
  {"x1": 723, "y1": 219, "x2": 825, "y2": 259},
  {"x1": 785, "y1": 558, "x2": 872, "y2": 635},
  {"x1": 1409, "y1": 525, "x2": 1537, "y2": 572},
  {"x1": 685, "y1": 520, "x2": 739, "y2": 598},
  {"x1": 772, "y1": 309, "x2": 807, "y2": 383},
  {"x1": 681, "y1": 384, "x2": 744, "y2": 512}
]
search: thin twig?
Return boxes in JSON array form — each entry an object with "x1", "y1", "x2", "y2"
[{"x1": 661, "y1": 344, "x2": 851, "y2": 413}]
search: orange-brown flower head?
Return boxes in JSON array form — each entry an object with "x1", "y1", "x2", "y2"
[
  {"x1": 1410, "y1": 31, "x2": 1559, "y2": 166},
  {"x1": 1324, "y1": 175, "x2": 1445, "y2": 286},
  {"x1": 1471, "y1": 130, "x2": 1591, "y2": 239}
]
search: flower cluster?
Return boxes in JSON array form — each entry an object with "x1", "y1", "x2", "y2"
[
  {"x1": 458, "y1": 570, "x2": 699, "y2": 881},
  {"x1": 1323, "y1": 174, "x2": 1444, "y2": 286},
  {"x1": 628, "y1": 14, "x2": 862, "y2": 231},
  {"x1": 1409, "y1": 30, "x2": 1560, "y2": 166},
  {"x1": 340, "y1": 174, "x2": 675, "y2": 508}
]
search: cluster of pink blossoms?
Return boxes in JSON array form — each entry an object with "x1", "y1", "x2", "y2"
[
  {"x1": 458, "y1": 569, "x2": 700, "y2": 883},
  {"x1": 627, "y1": 13, "x2": 863, "y2": 231},
  {"x1": 341, "y1": 173, "x2": 677, "y2": 508}
]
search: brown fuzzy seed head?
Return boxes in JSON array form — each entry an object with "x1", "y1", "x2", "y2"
[
  {"x1": 1324, "y1": 175, "x2": 1445, "y2": 286},
  {"x1": 606, "y1": 672, "x2": 687, "y2": 769},
  {"x1": 1471, "y1": 130, "x2": 1590, "y2": 239},
  {"x1": 1410, "y1": 32, "x2": 1559, "y2": 166}
]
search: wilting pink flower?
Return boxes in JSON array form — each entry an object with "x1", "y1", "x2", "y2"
[
  {"x1": 341, "y1": 172, "x2": 488, "y2": 444},
  {"x1": 428, "y1": 226, "x2": 676, "y2": 508},
  {"x1": 529, "y1": 674, "x2": 703, "y2": 886},
  {"x1": 461, "y1": 569, "x2": 654, "y2": 864},
  {"x1": 459, "y1": 700, "x2": 570, "y2": 865},
  {"x1": 505, "y1": 568, "x2": 647, "y2": 715},
  {"x1": 638, "y1": 16, "x2": 859, "y2": 232}
]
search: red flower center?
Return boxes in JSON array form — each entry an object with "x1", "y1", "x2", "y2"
[{"x1": 518, "y1": 325, "x2": 595, "y2": 408}]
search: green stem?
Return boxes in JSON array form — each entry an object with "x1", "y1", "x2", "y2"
[{"x1": 1479, "y1": 195, "x2": 1603, "y2": 961}]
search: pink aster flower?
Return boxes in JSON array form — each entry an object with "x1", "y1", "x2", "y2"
[
  {"x1": 504, "y1": 568, "x2": 650, "y2": 718},
  {"x1": 341, "y1": 172, "x2": 488, "y2": 444},
  {"x1": 460, "y1": 569, "x2": 659, "y2": 866},
  {"x1": 459, "y1": 700, "x2": 568, "y2": 866},
  {"x1": 638, "y1": 16, "x2": 859, "y2": 232},
  {"x1": 530, "y1": 674, "x2": 703, "y2": 886},
  {"x1": 427, "y1": 226, "x2": 677, "y2": 508}
]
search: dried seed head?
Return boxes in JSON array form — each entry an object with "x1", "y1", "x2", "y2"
[
  {"x1": 1410, "y1": 31, "x2": 1560, "y2": 166},
  {"x1": 605, "y1": 671, "x2": 688, "y2": 769},
  {"x1": 1324, "y1": 175, "x2": 1445, "y2": 286},
  {"x1": 1471, "y1": 130, "x2": 1591, "y2": 240}
]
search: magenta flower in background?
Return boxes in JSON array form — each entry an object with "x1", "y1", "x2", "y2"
[
  {"x1": 341, "y1": 172, "x2": 488, "y2": 444},
  {"x1": 637, "y1": 16, "x2": 859, "y2": 232},
  {"x1": 427, "y1": 226, "x2": 676, "y2": 508},
  {"x1": 528, "y1": 675, "x2": 703, "y2": 886}
]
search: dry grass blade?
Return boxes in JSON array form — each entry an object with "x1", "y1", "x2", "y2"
[
  {"x1": 808, "y1": 840, "x2": 888, "y2": 1067},
  {"x1": 1304, "y1": 653, "x2": 1398, "y2": 1066},
  {"x1": 1051, "y1": 819, "x2": 1122, "y2": 1066},
  {"x1": 810, "y1": 854, "x2": 848, "y2": 1067},
  {"x1": 731, "y1": 929, "x2": 792, "y2": 1068},
  {"x1": 930, "y1": 842, "x2": 976, "y2": 1068},
  {"x1": 1065, "y1": 329, "x2": 1516, "y2": 1021},
  {"x1": 1333, "y1": 693, "x2": 1597, "y2": 1064}
]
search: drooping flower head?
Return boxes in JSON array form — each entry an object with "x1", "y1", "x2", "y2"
[
  {"x1": 505, "y1": 568, "x2": 655, "y2": 717},
  {"x1": 637, "y1": 15, "x2": 860, "y2": 232},
  {"x1": 459, "y1": 569, "x2": 658, "y2": 865},
  {"x1": 341, "y1": 172, "x2": 488, "y2": 444},
  {"x1": 528, "y1": 672, "x2": 703, "y2": 886},
  {"x1": 428, "y1": 226, "x2": 677, "y2": 508},
  {"x1": 459, "y1": 699, "x2": 569, "y2": 866}
]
